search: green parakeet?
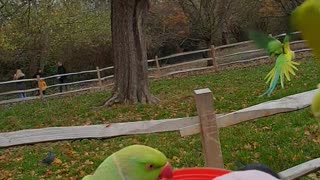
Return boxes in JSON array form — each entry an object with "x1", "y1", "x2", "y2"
[
  {"x1": 290, "y1": 0, "x2": 320, "y2": 120},
  {"x1": 249, "y1": 31, "x2": 299, "y2": 96},
  {"x1": 312, "y1": 84, "x2": 320, "y2": 119},
  {"x1": 291, "y1": 0, "x2": 320, "y2": 60},
  {"x1": 82, "y1": 145, "x2": 173, "y2": 180}
]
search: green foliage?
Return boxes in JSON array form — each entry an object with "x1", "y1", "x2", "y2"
[
  {"x1": 0, "y1": 58, "x2": 320, "y2": 179},
  {"x1": 0, "y1": 0, "x2": 112, "y2": 79}
]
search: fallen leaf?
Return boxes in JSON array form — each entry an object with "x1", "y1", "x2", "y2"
[
  {"x1": 172, "y1": 156, "x2": 181, "y2": 163},
  {"x1": 46, "y1": 170, "x2": 53, "y2": 176},
  {"x1": 53, "y1": 158, "x2": 62, "y2": 165},
  {"x1": 244, "y1": 144, "x2": 252, "y2": 150},
  {"x1": 63, "y1": 149, "x2": 78, "y2": 158},
  {"x1": 84, "y1": 160, "x2": 93, "y2": 165},
  {"x1": 79, "y1": 170, "x2": 86, "y2": 177},
  {"x1": 85, "y1": 120, "x2": 92, "y2": 125},
  {"x1": 304, "y1": 130, "x2": 311, "y2": 136},
  {"x1": 292, "y1": 155, "x2": 299, "y2": 161}
]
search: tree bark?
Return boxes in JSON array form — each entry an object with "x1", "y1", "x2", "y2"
[
  {"x1": 40, "y1": 0, "x2": 52, "y2": 71},
  {"x1": 105, "y1": 0, "x2": 158, "y2": 106}
]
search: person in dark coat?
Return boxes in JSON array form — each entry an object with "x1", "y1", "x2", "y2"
[
  {"x1": 13, "y1": 68, "x2": 27, "y2": 98},
  {"x1": 57, "y1": 62, "x2": 67, "y2": 92},
  {"x1": 33, "y1": 69, "x2": 46, "y2": 95}
]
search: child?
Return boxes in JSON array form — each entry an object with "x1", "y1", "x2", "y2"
[{"x1": 33, "y1": 69, "x2": 47, "y2": 95}]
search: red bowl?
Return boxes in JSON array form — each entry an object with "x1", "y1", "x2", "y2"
[{"x1": 173, "y1": 168, "x2": 231, "y2": 180}]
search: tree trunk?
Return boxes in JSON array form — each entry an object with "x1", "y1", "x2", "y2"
[
  {"x1": 105, "y1": 0, "x2": 158, "y2": 106},
  {"x1": 40, "y1": 0, "x2": 52, "y2": 71}
]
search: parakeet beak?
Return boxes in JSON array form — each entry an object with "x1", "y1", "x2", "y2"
[{"x1": 158, "y1": 162, "x2": 173, "y2": 180}]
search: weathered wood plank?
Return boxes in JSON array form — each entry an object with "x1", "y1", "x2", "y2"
[
  {"x1": 43, "y1": 69, "x2": 97, "y2": 80},
  {"x1": 0, "y1": 78, "x2": 37, "y2": 85},
  {"x1": 156, "y1": 48, "x2": 210, "y2": 61},
  {"x1": 46, "y1": 79, "x2": 99, "y2": 89},
  {"x1": 0, "y1": 116, "x2": 199, "y2": 148},
  {"x1": 0, "y1": 115, "x2": 226, "y2": 148},
  {"x1": 164, "y1": 66, "x2": 214, "y2": 76},
  {"x1": 279, "y1": 158, "x2": 320, "y2": 180},
  {"x1": 159, "y1": 58, "x2": 212, "y2": 70},
  {"x1": 180, "y1": 89, "x2": 317, "y2": 137},
  {"x1": 217, "y1": 48, "x2": 264, "y2": 59},
  {"x1": 99, "y1": 66, "x2": 114, "y2": 72},
  {"x1": 0, "y1": 88, "x2": 39, "y2": 96},
  {"x1": 194, "y1": 88, "x2": 224, "y2": 168},
  {"x1": 101, "y1": 75, "x2": 114, "y2": 81}
]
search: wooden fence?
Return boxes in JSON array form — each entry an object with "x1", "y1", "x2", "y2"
[
  {"x1": 0, "y1": 88, "x2": 319, "y2": 179},
  {"x1": 0, "y1": 31, "x2": 312, "y2": 105}
]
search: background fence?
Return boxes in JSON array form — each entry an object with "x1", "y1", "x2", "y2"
[{"x1": 0, "y1": 31, "x2": 312, "y2": 104}]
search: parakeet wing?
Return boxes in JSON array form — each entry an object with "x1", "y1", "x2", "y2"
[
  {"x1": 260, "y1": 53, "x2": 299, "y2": 97},
  {"x1": 82, "y1": 155, "x2": 122, "y2": 180},
  {"x1": 291, "y1": 0, "x2": 320, "y2": 59},
  {"x1": 249, "y1": 31, "x2": 283, "y2": 57}
]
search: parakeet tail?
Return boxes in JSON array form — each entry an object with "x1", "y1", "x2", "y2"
[
  {"x1": 259, "y1": 59, "x2": 299, "y2": 97},
  {"x1": 259, "y1": 71, "x2": 280, "y2": 97}
]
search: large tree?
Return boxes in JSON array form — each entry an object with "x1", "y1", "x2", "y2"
[{"x1": 104, "y1": 0, "x2": 158, "y2": 106}]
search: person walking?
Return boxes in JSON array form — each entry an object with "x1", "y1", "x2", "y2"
[
  {"x1": 13, "y1": 68, "x2": 27, "y2": 98},
  {"x1": 57, "y1": 62, "x2": 67, "y2": 92}
]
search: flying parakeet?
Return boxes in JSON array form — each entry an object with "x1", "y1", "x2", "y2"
[
  {"x1": 290, "y1": 0, "x2": 320, "y2": 60},
  {"x1": 82, "y1": 145, "x2": 173, "y2": 180},
  {"x1": 249, "y1": 31, "x2": 299, "y2": 96}
]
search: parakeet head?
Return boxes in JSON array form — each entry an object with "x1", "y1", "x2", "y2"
[
  {"x1": 311, "y1": 84, "x2": 320, "y2": 119},
  {"x1": 114, "y1": 145, "x2": 173, "y2": 180},
  {"x1": 282, "y1": 35, "x2": 291, "y2": 53}
]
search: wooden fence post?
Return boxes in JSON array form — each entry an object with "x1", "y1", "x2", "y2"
[
  {"x1": 96, "y1": 66, "x2": 102, "y2": 88},
  {"x1": 211, "y1": 45, "x2": 218, "y2": 72},
  {"x1": 194, "y1": 88, "x2": 224, "y2": 168},
  {"x1": 36, "y1": 75, "x2": 44, "y2": 100},
  {"x1": 155, "y1": 55, "x2": 161, "y2": 78}
]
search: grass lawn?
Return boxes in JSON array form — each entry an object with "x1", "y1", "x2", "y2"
[{"x1": 0, "y1": 57, "x2": 320, "y2": 179}]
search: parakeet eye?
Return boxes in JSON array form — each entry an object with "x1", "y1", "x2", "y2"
[{"x1": 146, "y1": 164, "x2": 155, "y2": 170}]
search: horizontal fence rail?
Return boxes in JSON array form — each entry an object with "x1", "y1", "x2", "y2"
[{"x1": 0, "y1": 31, "x2": 312, "y2": 105}]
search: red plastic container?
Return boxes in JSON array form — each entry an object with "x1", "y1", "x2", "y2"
[{"x1": 173, "y1": 168, "x2": 231, "y2": 180}]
